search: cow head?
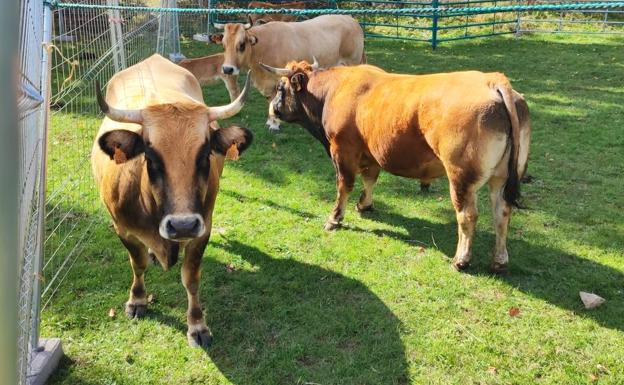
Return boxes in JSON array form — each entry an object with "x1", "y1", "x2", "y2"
[
  {"x1": 213, "y1": 21, "x2": 256, "y2": 75},
  {"x1": 95, "y1": 75, "x2": 253, "y2": 241},
  {"x1": 260, "y1": 58, "x2": 319, "y2": 122}
]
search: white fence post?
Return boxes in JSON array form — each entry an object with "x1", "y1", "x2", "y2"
[
  {"x1": 158, "y1": 0, "x2": 186, "y2": 62},
  {"x1": 108, "y1": 0, "x2": 127, "y2": 71}
]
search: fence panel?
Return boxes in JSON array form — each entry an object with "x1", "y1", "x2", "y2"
[
  {"x1": 17, "y1": 0, "x2": 49, "y2": 382},
  {"x1": 518, "y1": 0, "x2": 624, "y2": 34}
]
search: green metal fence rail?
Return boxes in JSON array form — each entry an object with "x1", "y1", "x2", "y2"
[{"x1": 44, "y1": 1, "x2": 624, "y2": 47}]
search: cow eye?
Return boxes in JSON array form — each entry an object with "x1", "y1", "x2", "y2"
[
  {"x1": 238, "y1": 42, "x2": 245, "y2": 52},
  {"x1": 195, "y1": 141, "x2": 212, "y2": 178},
  {"x1": 145, "y1": 147, "x2": 164, "y2": 181}
]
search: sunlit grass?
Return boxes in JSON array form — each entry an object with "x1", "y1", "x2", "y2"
[{"x1": 43, "y1": 34, "x2": 624, "y2": 385}]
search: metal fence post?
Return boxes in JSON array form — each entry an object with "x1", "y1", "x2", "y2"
[
  {"x1": 29, "y1": 1, "x2": 54, "y2": 355},
  {"x1": 0, "y1": 0, "x2": 18, "y2": 383},
  {"x1": 108, "y1": 0, "x2": 127, "y2": 71},
  {"x1": 431, "y1": 0, "x2": 439, "y2": 49}
]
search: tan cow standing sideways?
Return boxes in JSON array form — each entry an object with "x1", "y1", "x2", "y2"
[
  {"x1": 264, "y1": 61, "x2": 531, "y2": 273},
  {"x1": 177, "y1": 53, "x2": 240, "y2": 102},
  {"x1": 91, "y1": 54, "x2": 253, "y2": 348},
  {"x1": 213, "y1": 14, "x2": 365, "y2": 130}
]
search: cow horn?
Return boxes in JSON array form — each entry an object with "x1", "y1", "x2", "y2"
[
  {"x1": 243, "y1": 22, "x2": 252, "y2": 30},
  {"x1": 207, "y1": 71, "x2": 252, "y2": 121},
  {"x1": 311, "y1": 56, "x2": 319, "y2": 70},
  {"x1": 259, "y1": 62, "x2": 291, "y2": 76},
  {"x1": 213, "y1": 22, "x2": 225, "y2": 30},
  {"x1": 95, "y1": 80, "x2": 143, "y2": 124}
]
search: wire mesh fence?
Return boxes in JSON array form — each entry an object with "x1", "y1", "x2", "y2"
[{"x1": 17, "y1": 0, "x2": 49, "y2": 382}]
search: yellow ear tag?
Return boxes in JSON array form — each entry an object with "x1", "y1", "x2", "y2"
[{"x1": 225, "y1": 143, "x2": 239, "y2": 161}]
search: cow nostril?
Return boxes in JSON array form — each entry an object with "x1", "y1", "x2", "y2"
[
  {"x1": 222, "y1": 66, "x2": 233, "y2": 75},
  {"x1": 166, "y1": 219, "x2": 176, "y2": 235}
]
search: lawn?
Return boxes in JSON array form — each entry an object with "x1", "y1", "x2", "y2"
[{"x1": 43, "y1": 33, "x2": 624, "y2": 385}]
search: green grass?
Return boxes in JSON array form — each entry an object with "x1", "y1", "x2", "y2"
[{"x1": 43, "y1": 34, "x2": 624, "y2": 385}]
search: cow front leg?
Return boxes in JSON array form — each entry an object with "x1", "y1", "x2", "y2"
[
  {"x1": 488, "y1": 176, "x2": 512, "y2": 273},
  {"x1": 266, "y1": 97, "x2": 281, "y2": 131},
  {"x1": 182, "y1": 237, "x2": 212, "y2": 349},
  {"x1": 449, "y1": 181, "x2": 479, "y2": 271},
  {"x1": 356, "y1": 164, "x2": 380, "y2": 213},
  {"x1": 325, "y1": 152, "x2": 357, "y2": 231},
  {"x1": 118, "y1": 236, "x2": 149, "y2": 319}
]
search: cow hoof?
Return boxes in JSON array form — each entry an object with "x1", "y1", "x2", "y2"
[
  {"x1": 323, "y1": 221, "x2": 341, "y2": 231},
  {"x1": 125, "y1": 303, "x2": 147, "y2": 319},
  {"x1": 187, "y1": 326, "x2": 212, "y2": 349},
  {"x1": 266, "y1": 123, "x2": 280, "y2": 132},
  {"x1": 420, "y1": 183, "x2": 431, "y2": 192},
  {"x1": 452, "y1": 259, "x2": 471, "y2": 271},
  {"x1": 356, "y1": 203, "x2": 374, "y2": 213},
  {"x1": 490, "y1": 262, "x2": 509, "y2": 274}
]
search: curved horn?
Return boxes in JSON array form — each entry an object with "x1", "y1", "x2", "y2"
[
  {"x1": 213, "y1": 22, "x2": 225, "y2": 30},
  {"x1": 207, "y1": 71, "x2": 252, "y2": 121},
  {"x1": 95, "y1": 80, "x2": 143, "y2": 124},
  {"x1": 310, "y1": 56, "x2": 319, "y2": 70},
  {"x1": 259, "y1": 62, "x2": 291, "y2": 76},
  {"x1": 243, "y1": 22, "x2": 252, "y2": 30}
]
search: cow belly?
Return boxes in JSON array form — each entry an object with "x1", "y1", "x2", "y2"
[
  {"x1": 365, "y1": 128, "x2": 445, "y2": 180},
  {"x1": 379, "y1": 153, "x2": 445, "y2": 180}
]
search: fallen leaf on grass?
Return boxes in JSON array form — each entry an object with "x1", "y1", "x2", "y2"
[
  {"x1": 589, "y1": 374, "x2": 599, "y2": 382},
  {"x1": 487, "y1": 366, "x2": 497, "y2": 375},
  {"x1": 596, "y1": 364, "x2": 609, "y2": 373},
  {"x1": 108, "y1": 308, "x2": 117, "y2": 319},
  {"x1": 147, "y1": 294, "x2": 154, "y2": 304},
  {"x1": 226, "y1": 263, "x2": 236, "y2": 273},
  {"x1": 509, "y1": 307, "x2": 520, "y2": 317}
]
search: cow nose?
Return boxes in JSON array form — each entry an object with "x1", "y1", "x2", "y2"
[
  {"x1": 222, "y1": 65, "x2": 234, "y2": 75},
  {"x1": 160, "y1": 214, "x2": 205, "y2": 240}
]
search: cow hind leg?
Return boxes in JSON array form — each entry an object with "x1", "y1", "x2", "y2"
[
  {"x1": 488, "y1": 176, "x2": 513, "y2": 273},
  {"x1": 356, "y1": 164, "x2": 380, "y2": 213},
  {"x1": 119, "y1": 236, "x2": 149, "y2": 319},
  {"x1": 449, "y1": 178, "x2": 480, "y2": 271},
  {"x1": 182, "y1": 238, "x2": 212, "y2": 349}
]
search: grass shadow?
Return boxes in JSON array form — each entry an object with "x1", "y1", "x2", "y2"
[{"x1": 200, "y1": 239, "x2": 410, "y2": 385}]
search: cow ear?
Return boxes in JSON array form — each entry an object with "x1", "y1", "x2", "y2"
[
  {"x1": 98, "y1": 130, "x2": 145, "y2": 164},
  {"x1": 210, "y1": 125, "x2": 253, "y2": 158},
  {"x1": 210, "y1": 34, "x2": 223, "y2": 44},
  {"x1": 290, "y1": 72, "x2": 307, "y2": 92},
  {"x1": 255, "y1": 18, "x2": 268, "y2": 25},
  {"x1": 248, "y1": 35, "x2": 258, "y2": 45}
]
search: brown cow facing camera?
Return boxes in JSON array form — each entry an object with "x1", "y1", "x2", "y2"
[
  {"x1": 263, "y1": 60, "x2": 531, "y2": 273},
  {"x1": 91, "y1": 54, "x2": 253, "y2": 348}
]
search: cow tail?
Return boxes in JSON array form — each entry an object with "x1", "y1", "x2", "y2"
[{"x1": 496, "y1": 83, "x2": 521, "y2": 207}]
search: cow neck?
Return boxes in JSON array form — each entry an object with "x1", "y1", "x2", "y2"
[{"x1": 299, "y1": 72, "x2": 330, "y2": 155}]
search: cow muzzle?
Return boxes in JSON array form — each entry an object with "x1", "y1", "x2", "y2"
[
  {"x1": 222, "y1": 65, "x2": 239, "y2": 75},
  {"x1": 159, "y1": 214, "x2": 206, "y2": 241}
]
